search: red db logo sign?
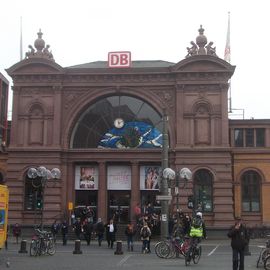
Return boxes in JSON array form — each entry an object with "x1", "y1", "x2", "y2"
[{"x1": 108, "y1": 51, "x2": 131, "y2": 68}]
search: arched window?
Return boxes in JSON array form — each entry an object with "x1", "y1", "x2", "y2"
[
  {"x1": 241, "y1": 170, "x2": 261, "y2": 212},
  {"x1": 193, "y1": 169, "x2": 213, "y2": 212},
  {"x1": 70, "y1": 95, "x2": 163, "y2": 149}
]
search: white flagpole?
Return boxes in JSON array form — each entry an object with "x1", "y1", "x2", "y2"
[
  {"x1": 20, "y1": 16, "x2": 23, "y2": 61},
  {"x1": 225, "y1": 12, "x2": 232, "y2": 113}
]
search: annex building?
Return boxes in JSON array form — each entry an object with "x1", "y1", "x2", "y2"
[{"x1": 4, "y1": 27, "x2": 270, "y2": 229}]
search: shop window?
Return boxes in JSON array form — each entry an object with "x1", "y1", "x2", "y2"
[
  {"x1": 193, "y1": 169, "x2": 213, "y2": 212},
  {"x1": 241, "y1": 170, "x2": 261, "y2": 212}
]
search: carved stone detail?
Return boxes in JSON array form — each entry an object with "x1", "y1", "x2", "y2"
[
  {"x1": 186, "y1": 25, "x2": 218, "y2": 58},
  {"x1": 25, "y1": 30, "x2": 54, "y2": 61}
]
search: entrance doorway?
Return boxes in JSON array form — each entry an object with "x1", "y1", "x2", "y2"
[
  {"x1": 75, "y1": 190, "x2": 97, "y2": 222},
  {"x1": 108, "y1": 191, "x2": 130, "y2": 223}
]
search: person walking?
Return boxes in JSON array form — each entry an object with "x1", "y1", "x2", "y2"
[
  {"x1": 61, "y1": 220, "x2": 69, "y2": 246},
  {"x1": 106, "y1": 218, "x2": 117, "y2": 249},
  {"x1": 228, "y1": 217, "x2": 249, "y2": 270},
  {"x1": 82, "y1": 219, "x2": 93, "y2": 245},
  {"x1": 12, "y1": 223, "x2": 21, "y2": 244},
  {"x1": 95, "y1": 218, "x2": 105, "y2": 246},
  {"x1": 125, "y1": 222, "x2": 135, "y2": 251}
]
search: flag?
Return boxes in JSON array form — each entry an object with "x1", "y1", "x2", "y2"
[{"x1": 224, "y1": 12, "x2": 231, "y2": 63}]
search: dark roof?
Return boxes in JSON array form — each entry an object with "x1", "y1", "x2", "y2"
[{"x1": 66, "y1": 60, "x2": 175, "y2": 69}]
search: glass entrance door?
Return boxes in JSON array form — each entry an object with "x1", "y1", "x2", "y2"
[{"x1": 108, "y1": 191, "x2": 130, "y2": 223}]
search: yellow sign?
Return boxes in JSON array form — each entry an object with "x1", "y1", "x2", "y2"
[
  {"x1": 68, "y1": 202, "x2": 73, "y2": 211},
  {"x1": 0, "y1": 185, "x2": 9, "y2": 249}
]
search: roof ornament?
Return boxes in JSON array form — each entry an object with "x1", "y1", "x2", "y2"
[
  {"x1": 25, "y1": 29, "x2": 54, "y2": 61},
  {"x1": 185, "y1": 25, "x2": 217, "y2": 58}
]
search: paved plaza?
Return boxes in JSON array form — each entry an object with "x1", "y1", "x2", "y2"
[{"x1": 0, "y1": 238, "x2": 267, "y2": 270}]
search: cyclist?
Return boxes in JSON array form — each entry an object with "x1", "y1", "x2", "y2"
[{"x1": 186, "y1": 212, "x2": 206, "y2": 261}]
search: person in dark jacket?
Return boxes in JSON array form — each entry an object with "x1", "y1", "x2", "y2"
[
  {"x1": 106, "y1": 218, "x2": 117, "y2": 249},
  {"x1": 82, "y1": 219, "x2": 93, "y2": 245},
  {"x1": 12, "y1": 223, "x2": 21, "y2": 244},
  {"x1": 61, "y1": 220, "x2": 69, "y2": 246},
  {"x1": 227, "y1": 217, "x2": 249, "y2": 270},
  {"x1": 95, "y1": 218, "x2": 105, "y2": 246}
]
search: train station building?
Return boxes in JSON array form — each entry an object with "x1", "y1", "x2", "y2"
[{"x1": 3, "y1": 26, "x2": 270, "y2": 229}]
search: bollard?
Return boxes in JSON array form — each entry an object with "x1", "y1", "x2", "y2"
[
  {"x1": 73, "y1": 240, "x2": 82, "y2": 254},
  {"x1": 18, "y1": 240, "x2": 28, "y2": 253},
  {"x1": 114, "y1": 240, "x2": 123, "y2": 255}
]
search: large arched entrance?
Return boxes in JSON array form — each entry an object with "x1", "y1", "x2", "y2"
[{"x1": 70, "y1": 94, "x2": 163, "y2": 223}]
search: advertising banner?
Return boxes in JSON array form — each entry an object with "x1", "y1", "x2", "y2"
[
  {"x1": 75, "y1": 166, "x2": 99, "y2": 190},
  {"x1": 0, "y1": 185, "x2": 8, "y2": 249},
  {"x1": 140, "y1": 166, "x2": 161, "y2": 190},
  {"x1": 107, "y1": 165, "x2": 131, "y2": 190}
]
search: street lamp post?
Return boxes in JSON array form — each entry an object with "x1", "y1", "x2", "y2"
[{"x1": 27, "y1": 166, "x2": 61, "y2": 230}]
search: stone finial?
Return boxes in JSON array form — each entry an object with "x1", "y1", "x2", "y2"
[
  {"x1": 25, "y1": 30, "x2": 54, "y2": 61},
  {"x1": 185, "y1": 25, "x2": 218, "y2": 58}
]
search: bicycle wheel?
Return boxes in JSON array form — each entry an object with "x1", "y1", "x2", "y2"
[
  {"x1": 155, "y1": 241, "x2": 170, "y2": 258},
  {"x1": 264, "y1": 255, "x2": 270, "y2": 270},
  {"x1": 47, "y1": 239, "x2": 56, "y2": 255},
  {"x1": 30, "y1": 240, "x2": 38, "y2": 257},
  {"x1": 193, "y1": 245, "x2": 202, "y2": 264},
  {"x1": 257, "y1": 250, "x2": 262, "y2": 268}
]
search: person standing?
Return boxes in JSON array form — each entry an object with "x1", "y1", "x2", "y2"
[
  {"x1": 73, "y1": 218, "x2": 82, "y2": 240},
  {"x1": 125, "y1": 222, "x2": 135, "y2": 251},
  {"x1": 51, "y1": 220, "x2": 59, "y2": 243},
  {"x1": 12, "y1": 223, "x2": 21, "y2": 244},
  {"x1": 227, "y1": 217, "x2": 249, "y2": 270},
  {"x1": 140, "y1": 222, "x2": 151, "y2": 254},
  {"x1": 95, "y1": 218, "x2": 105, "y2": 246},
  {"x1": 61, "y1": 220, "x2": 69, "y2": 246},
  {"x1": 106, "y1": 219, "x2": 117, "y2": 249}
]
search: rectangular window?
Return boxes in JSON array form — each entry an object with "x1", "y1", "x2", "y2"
[
  {"x1": 234, "y1": 128, "x2": 243, "y2": 147},
  {"x1": 256, "y1": 128, "x2": 265, "y2": 147},
  {"x1": 245, "y1": 128, "x2": 254, "y2": 147}
]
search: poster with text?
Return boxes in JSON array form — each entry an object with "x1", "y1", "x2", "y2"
[
  {"x1": 140, "y1": 166, "x2": 161, "y2": 190},
  {"x1": 75, "y1": 166, "x2": 99, "y2": 190},
  {"x1": 107, "y1": 165, "x2": 131, "y2": 190}
]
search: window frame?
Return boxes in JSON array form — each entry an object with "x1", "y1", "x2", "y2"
[
  {"x1": 193, "y1": 169, "x2": 213, "y2": 213},
  {"x1": 241, "y1": 170, "x2": 261, "y2": 212}
]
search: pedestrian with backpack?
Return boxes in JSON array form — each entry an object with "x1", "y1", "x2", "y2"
[{"x1": 140, "y1": 222, "x2": 151, "y2": 253}]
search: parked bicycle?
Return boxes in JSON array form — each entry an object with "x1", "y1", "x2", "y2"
[
  {"x1": 30, "y1": 228, "x2": 56, "y2": 256},
  {"x1": 256, "y1": 239, "x2": 270, "y2": 268},
  {"x1": 155, "y1": 236, "x2": 189, "y2": 259},
  {"x1": 184, "y1": 238, "x2": 202, "y2": 266}
]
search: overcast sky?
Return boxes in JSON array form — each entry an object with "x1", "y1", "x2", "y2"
[{"x1": 1, "y1": 0, "x2": 269, "y2": 119}]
